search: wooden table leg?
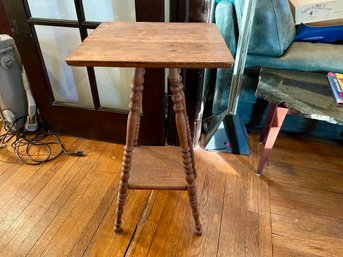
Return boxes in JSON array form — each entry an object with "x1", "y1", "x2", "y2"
[
  {"x1": 257, "y1": 105, "x2": 288, "y2": 175},
  {"x1": 115, "y1": 67, "x2": 145, "y2": 233},
  {"x1": 177, "y1": 69, "x2": 197, "y2": 178},
  {"x1": 134, "y1": 89, "x2": 143, "y2": 146},
  {"x1": 169, "y1": 68, "x2": 202, "y2": 235}
]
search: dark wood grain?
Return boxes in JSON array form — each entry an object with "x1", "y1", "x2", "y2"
[
  {"x1": 66, "y1": 22, "x2": 234, "y2": 68},
  {"x1": 0, "y1": 1, "x2": 11, "y2": 35},
  {"x1": 128, "y1": 146, "x2": 188, "y2": 190}
]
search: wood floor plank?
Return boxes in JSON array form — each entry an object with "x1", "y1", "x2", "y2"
[
  {"x1": 39, "y1": 173, "x2": 114, "y2": 257},
  {"x1": 274, "y1": 134, "x2": 342, "y2": 159},
  {"x1": 172, "y1": 196, "x2": 194, "y2": 257},
  {"x1": 124, "y1": 190, "x2": 173, "y2": 257},
  {"x1": 145, "y1": 191, "x2": 182, "y2": 257},
  {"x1": 0, "y1": 136, "x2": 78, "y2": 196},
  {"x1": 245, "y1": 137, "x2": 260, "y2": 214},
  {"x1": 0, "y1": 159, "x2": 39, "y2": 198},
  {"x1": 246, "y1": 210, "x2": 259, "y2": 257},
  {"x1": 269, "y1": 144, "x2": 343, "y2": 175},
  {"x1": 0, "y1": 148, "x2": 21, "y2": 178},
  {"x1": 27, "y1": 142, "x2": 117, "y2": 257},
  {"x1": 24, "y1": 141, "x2": 112, "y2": 257},
  {"x1": 142, "y1": 191, "x2": 185, "y2": 257},
  {"x1": 247, "y1": 162, "x2": 260, "y2": 214},
  {"x1": 188, "y1": 151, "x2": 227, "y2": 257},
  {"x1": 270, "y1": 177, "x2": 343, "y2": 208},
  {"x1": 147, "y1": 191, "x2": 189, "y2": 257},
  {"x1": 68, "y1": 177, "x2": 118, "y2": 256},
  {"x1": 270, "y1": 186, "x2": 343, "y2": 220},
  {"x1": 215, "y1": 174, "x2": 237, "y2": 257},
  {"x1": 218, "y1": 152, "x2": 261, "y2": 257},
  {"x1": 271, "y1": 205, "x2": 343, "y2": 239},
  {"x1": 267, "y1": 134, "x2": 343, "y2": 257},
  {"x1": 272, "y1": 232, "x2": 343, "y2": 257},
  {"x1": 0, "y1": 138, "x2": 95, "y2": 256},
  {"x1": 0, "y1": 137, "x2": 86, "y2": 235},
  {"x1": 0, "y1": 137, "x2": 79, "y2": 224},
  {"x1": 217, "y1": 155, "x2": 248, "y2": 257},
  {"x1": 83, "y1": 190, "x2": 151, "y2": 257},
  {"x1": 93, "y1": 142, "x2": 123, "y2": 175},
  {"x1": 259, "y1": 168, "x2": 273, "y2": 257},
  {"x1": 172, "y1": 149, "x2": 209, "y2": 257},
  {"x1": 6, "y1": 136, "x2": 78, "y2": 200},
  {"x1": 273, "y1": 245, "x2": 322, "y2": 257},
  {"x1": 0, "y1": 136, "x2": 82, "y2": 196},
  {"x1": 245, "y1": 141, "x2": 260, "y2": 257},
  {"x1": 0, "y1": 162, "x2": 28, "y2": 193},
  {"x1": 269, "y1": 163, "x2": 343, "y2": 194}
]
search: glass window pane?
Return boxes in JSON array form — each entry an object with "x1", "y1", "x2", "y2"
[
  {"x1": 27, "y1": 0, "x2": 77, "y2": 20},
  {"x1": 83, "y1": 0, "x2": 136, "y2": 22},
  {"x1": 95, "y1": 67, "x2": 132, "y2": 111},
  {"x1": 35, "y1": 26, "x2": 93, "y2": 108},
  {"x1": 86, "y1": 28, "x2": 132, "y2": 111}
]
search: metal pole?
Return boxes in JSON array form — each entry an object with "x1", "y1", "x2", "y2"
[{"x1": 227, "y1": 0, "x2": 257, "y2": 115}]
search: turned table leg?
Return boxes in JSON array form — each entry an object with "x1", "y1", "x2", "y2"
[
  {"x1": 169, "y1": 68, "x2": 202, "y2": 235},
  {"x1": 177, "y1": 69, "x2": 197, "y2": 178},
  {"x1": 115, "y1": 67, "x2": 145, "y2": 233},
  {"x1": 134, "y1": 88, "x2": 143, "y2": 146}
]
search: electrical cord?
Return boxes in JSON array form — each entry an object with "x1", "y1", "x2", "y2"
[{"x1": 0, "y1": 116, "x2": 84, "y2": 165}]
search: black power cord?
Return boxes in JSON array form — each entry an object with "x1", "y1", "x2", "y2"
[{"x1": 0, "y1": 116, "x2": 84, "y2": 165}]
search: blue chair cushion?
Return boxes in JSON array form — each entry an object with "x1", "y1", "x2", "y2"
[
  {"x1": 247, "y1": 42, "x2": 343, "y2": 73},
  {"x1": 234, "y1": 0, "x2": 295, "y2": 56},
  {"x1": 215, "y1": 0, "x2": 237, "y2": 56}
]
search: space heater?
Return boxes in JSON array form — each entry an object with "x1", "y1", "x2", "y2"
[{"x1": 0, "y1": 34, "x2": 38, "y2": 132}]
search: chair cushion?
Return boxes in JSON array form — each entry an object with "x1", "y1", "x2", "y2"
[
  {"x1": 247, "y1": 41, "x2": 343, "y2": 73},
  {"x1": 215, "y1": 0, "x2": 237, "y2": 56},
  {"x1": 234, "y1": 0, "x2": 295, "y2": 57}
]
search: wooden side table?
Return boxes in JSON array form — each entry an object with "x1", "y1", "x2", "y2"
[{"x1": 66, "y1": 22, "x2": 234, "y2": 235}]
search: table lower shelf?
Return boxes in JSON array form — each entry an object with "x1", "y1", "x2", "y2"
[{"x1": 128, "y1": 146, "x2": 188, "y2": 190}]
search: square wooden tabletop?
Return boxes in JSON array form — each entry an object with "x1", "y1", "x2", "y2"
[{"x1": 66, "y1": 22, "x2": 234, "y2": 68}]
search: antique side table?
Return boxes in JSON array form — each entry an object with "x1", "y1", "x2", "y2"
[{"x1": 66, "y1": 22, "x2": 234, "y2": 235}]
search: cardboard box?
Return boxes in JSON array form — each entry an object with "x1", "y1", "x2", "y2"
[
  {"x1": 289, "y1": 0, "x2": 343, "y2": 25},
  {"x1": 308, "y1": 18, "x2": 343, "y2": 26}
]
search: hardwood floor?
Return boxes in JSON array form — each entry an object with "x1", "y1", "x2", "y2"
[{"x1": 0, "y1": 133, "x2": 341, "y2": 257}]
